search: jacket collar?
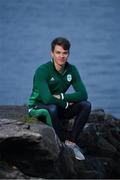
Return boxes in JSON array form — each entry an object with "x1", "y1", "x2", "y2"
[{"x1": 50, "y1": 58, "x2": 69, "y2": 73}]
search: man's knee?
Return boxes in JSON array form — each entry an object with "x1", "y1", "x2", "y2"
[
  {"x1": 79, "y1": 101, "x2": 91, "y2": 112},
  {"x1": 84, "y1": 101, "x2": 91, "y2": 111}
]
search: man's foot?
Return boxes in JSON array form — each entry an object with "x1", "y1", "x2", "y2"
[{"x1": 65, "y1": 140, "x2": 85, "y2": 160}]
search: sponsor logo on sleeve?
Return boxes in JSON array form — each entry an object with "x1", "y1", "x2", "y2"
[{"x1": 67, "y1": 74, "x2": 72, "y2": 82}]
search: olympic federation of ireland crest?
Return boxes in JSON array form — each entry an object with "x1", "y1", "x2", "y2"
[{"x1": 67, "y1": 74, "x2": 72, "y2": 82}]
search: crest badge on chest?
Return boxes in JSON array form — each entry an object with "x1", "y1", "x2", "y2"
[{"x1": 67, "y1": 74, "x2": 72, "y2": 82}]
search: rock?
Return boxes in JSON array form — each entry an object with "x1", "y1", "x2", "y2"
[
  {"x1": 0, "y1": 119, "x2": 62, "y2": 178},
  {"x1": 78, "y1": 109, "x2": 120, "y2": 178},
  {"x1": 0, "y1": 106, "x2": 120, "y2": 179},
  {"x1": 0, "y1": 161, "x2": 30, "y2": 179},
  {"x1": 88, "y1": 108, "x2": 105, "y2": 122}
]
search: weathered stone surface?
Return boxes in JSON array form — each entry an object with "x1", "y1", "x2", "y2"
[
  {"x1": 0, "y1": 106, "x2": 120, "y2": 179},
  {"x1": 0, "y1": 161, "x2": 30, "y2": 179},
  {"x1": 0, "y1": 119, "x2": 63, "y2": 178}
]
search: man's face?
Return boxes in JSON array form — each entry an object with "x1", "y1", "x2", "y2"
[{"x1": 51, "y1": 45, "x2": 69, "y2": 66}]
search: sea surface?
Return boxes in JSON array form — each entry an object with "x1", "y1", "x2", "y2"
[{"x1": 0, "y1": 0, "x2": 120, "y2": 118}]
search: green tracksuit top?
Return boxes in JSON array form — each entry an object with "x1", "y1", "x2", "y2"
[{"x1": 28, "y1": 60, "x2": 88, "y2": 109}]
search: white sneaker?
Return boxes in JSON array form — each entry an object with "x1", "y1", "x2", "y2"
[{"x1": 65, "y1": 140, "x2": 85, "y2": 160}]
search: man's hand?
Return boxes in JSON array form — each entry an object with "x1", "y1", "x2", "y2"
[
  {"x1": 53, "y1": 94, "x2": 61, "y2": 99},
  {"x1": 53, "y1": 94, "x2": 74, "y2": 105},
  {"x1": 69, "y1": 102, "x2": 74, "y2": 105}
]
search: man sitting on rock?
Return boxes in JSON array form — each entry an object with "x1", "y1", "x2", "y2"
[{"x1": 28, "y1": 37, "x2": 91, "y2": 160}]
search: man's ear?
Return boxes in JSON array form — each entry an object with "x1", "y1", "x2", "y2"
[{"x1": 51, "y1": 51, "x2": 53, "y2": 58}]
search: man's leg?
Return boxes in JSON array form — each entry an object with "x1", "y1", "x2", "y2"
[
  {"x1": 47, "y1": 104, "x2": 66, "y2": 142},
  {"x1": 30, "y1": 104, "x2": 66, "y2": 142},
  {"x1": 59, "y1": 101, "x2": 91, "y2": 143},
  {"x1": 70, "y1": 101, "x2": 91, "y2": 144},
  {"x1": 61, "y1": 101, "x2": 91, "y2": 160}
]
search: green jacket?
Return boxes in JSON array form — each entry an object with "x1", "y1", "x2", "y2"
[{"x1": 28, "y1": 60, "x2": 88, "y2": 109}]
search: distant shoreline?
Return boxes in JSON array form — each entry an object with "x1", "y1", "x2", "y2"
[
  {"x1": 0, "y1": 105, "x2": 28, "y2": 119},
  {"x1": 0, "y1": 105, "x2": 119, "y2": 120}
]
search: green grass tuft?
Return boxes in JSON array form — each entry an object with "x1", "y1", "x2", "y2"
[{"x1": 20, "y1": 116, "x2": 38, "y2": 124}]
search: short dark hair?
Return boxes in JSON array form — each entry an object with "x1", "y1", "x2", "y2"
[{"x1": 51, "y1": 37, "x2": 71, "y2": 52}]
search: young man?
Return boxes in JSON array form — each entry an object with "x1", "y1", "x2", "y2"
[{"x1": 28, "y1": 37, "x2": 91, "y2": 160}]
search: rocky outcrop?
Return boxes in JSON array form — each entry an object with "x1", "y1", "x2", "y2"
[{"x1": 0, "y1": 106, "x2": 120, "y2": 179}]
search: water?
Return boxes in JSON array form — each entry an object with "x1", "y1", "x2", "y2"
[{"x1": 0, "y1": 0, "x2": 120, "y2": 118}]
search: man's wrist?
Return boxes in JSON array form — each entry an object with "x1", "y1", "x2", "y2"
[
  {"x1": 65, "y1": 102, "x2": 69, "y2": 109},
  {"x1": 60, "y1": 93, "x2": 64, "y2": 100}
]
